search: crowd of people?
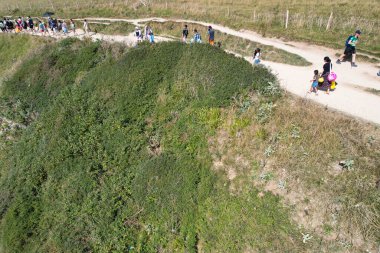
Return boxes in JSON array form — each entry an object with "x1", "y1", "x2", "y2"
[
  {"x1": 0, "y1": 16, "x2": 92, "y2": 36},
  {"x1": 2, "y1": 16, "x2": 263, "y2": 64},
  {"x1": 134, "y1": 24, "x2": 219, "y2": 47},
  {"x1": 3, "y1": 17, "x2": 376, "y2": 94}
]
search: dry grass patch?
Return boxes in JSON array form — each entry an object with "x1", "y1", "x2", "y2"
[{"x1": 209, "y1": 93, "x2": 380, "y2": 252}]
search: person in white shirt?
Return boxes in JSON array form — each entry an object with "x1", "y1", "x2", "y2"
[{"x1": 253, "y1": 48, "x2": 261, "y2": 64}]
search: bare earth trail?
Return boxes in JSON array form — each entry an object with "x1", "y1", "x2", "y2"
[{"x1": 37, "y1": 17, "x2": 380, "y2": 124}]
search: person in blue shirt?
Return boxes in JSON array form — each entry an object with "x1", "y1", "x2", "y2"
[
  {"x1": 191, "y1": 29, "x2": 202, "y2": 43},
  {"x1": 208, "y1": 26, "x2": 215, "y2": 45}
]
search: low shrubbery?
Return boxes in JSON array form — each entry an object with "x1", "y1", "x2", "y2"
[{"x1": 0, "y1": 39, "x2": 304, "y2": 252}]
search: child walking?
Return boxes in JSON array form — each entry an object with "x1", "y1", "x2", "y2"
[
  {"x1": 253, "y1": 48, "x2": 261, "y2": 64},
  {"x1": 308, "y1": 70, "x2": 319, "y2": 95}
]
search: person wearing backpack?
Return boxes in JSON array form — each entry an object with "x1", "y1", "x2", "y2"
[
  {"x1": 191, "y1": 29, "x2": 202, "y2": 43},
  {"x1": 135, "y1": 26, "x2": 143, "y2": 43},
  {"x1": 336, "y1": 30, "x2": 361, "y2": 67}
]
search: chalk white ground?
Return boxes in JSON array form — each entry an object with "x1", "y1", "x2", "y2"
[{"x1": 11, "y1": 17, "x2": 380, "y2": 124}]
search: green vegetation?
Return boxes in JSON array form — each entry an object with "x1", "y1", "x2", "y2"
[
  {"x1": 0, "y1": 34, "x2": 50, "y2": 77},
  {"x1": 1, "y1": 0, "x2": 379, "y2": 55},
  {"x1": 0, "y1": 37, "x2": 306, "y2": 252},
  {"x1": 90, "y1": 21, "x2": 135, "y2": 35},
  {"x1": 0, "y1": 34, "x2": 379, "y2": 252}
]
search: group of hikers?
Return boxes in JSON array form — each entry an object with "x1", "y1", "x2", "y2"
[
  {"x1": 0, "y1": 16, "x2": 94, "y2": 35},
  {"x1": 133, "y1": 25, "x2": 156, "y2": 43},
  {"x1": 308, "y1": 29, "x2": 379, "y2": 95},
  {"x1": 134, "y1": 24, "x2": 220, "y2": 47},
  {"x1": 3, "y1": 16, "x2": 264, "y2": 65},
  {"x1": 136, "y1": 24, "x2": 262, "y2": 64},
  {"x1": 2, "y1": 17, "x2": 376, "y2": 92}
]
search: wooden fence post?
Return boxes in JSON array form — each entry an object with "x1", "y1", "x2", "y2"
[
  {"x1": 253, "y1": 9, "x2": 256, "y2": 22},
  {"x1": 285, "y1": 10, "x2": 289, "y2": 29},
  {"x1": 326, "y1": 12, "x2": 333, "y2": 30},
  {"x1": 48, "y1": 0, "x2": 55, "y2": 11}
]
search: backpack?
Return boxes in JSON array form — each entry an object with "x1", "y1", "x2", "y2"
[
  {"x1": 195, "y1": 33, "x2": 201, "y2": 42},
  {"x1": 345, "y1": 35, "x2": 353, "y2": 47}
]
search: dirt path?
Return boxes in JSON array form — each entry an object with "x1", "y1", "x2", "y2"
[{"x1": 27, "y1": 17, "x2": 380, "y2": 124}]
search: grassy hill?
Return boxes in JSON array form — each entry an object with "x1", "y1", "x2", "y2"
[
  {"x1": 1, "y1": 0, "x2": 379, "y2": 55},
  {"x1": 0, "y1": 37, "x2": 305, "y2": 252},
  {"x1": 0, "y1": 35, "x2": 379, "y2": 252}
]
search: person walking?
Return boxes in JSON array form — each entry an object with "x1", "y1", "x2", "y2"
[
  {"x1": 308, "y1": 70, "x2": 319, "y2": 95},
  {"x1": 52, "y1": 18, "x2": 58, "y2": 33},
  {"x1": 253, "y1": 48, "x2": 261, "y2": 64},
  {"x1": 0, "y1": 20, "x2": 5, "y2": 32},
  {"x1": 27, "y1": 16, "x2": 34, "y2": 33},
  {"x1": 207, "y1": 26, "x2": 215, "y2": 45},
  {"x1": 182, "y1": 24, "x2": 189, "y2": 43},
  {"x1": 70, "y1": 19, "x2": 76, "y2": 35},
  {"x1": 135, "y1": 26, "x2": 143, "y2": 43},
  {"x1": 336, "y1": 30, "x2": 361, "y2": 67},
  {"x1": 38, "y1": 20, "x2": 47, "y2": 36},
  {"x1": 83, "y1": 19, "x2": 90, "y2": 34},
  {"x1": 149, "y1": 29, "x2": 155, "y2": 44},
  {"x1": 2, "y1": 18, "x2": 7, "y2": 32},
  {"x1": 62, "y1": 20, "x2": 68, "y2": 35},
  {"x1": 321, "y1": 56, "x2": 333, "y2": 94},
  {"x1": 144, "y1": 25, "x2": 151, "y2": 41},
  {"x1": 191, "y1": 29, "x2": 202, "y2": 43}
]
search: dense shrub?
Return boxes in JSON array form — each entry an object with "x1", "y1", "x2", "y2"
[{"x1": 0, "y1": 40, "x2": 301, "y2": 252}]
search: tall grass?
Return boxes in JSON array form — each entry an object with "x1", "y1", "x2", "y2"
[{"x1": 1, "y1": 0, "x2": 379, "y2": 54}]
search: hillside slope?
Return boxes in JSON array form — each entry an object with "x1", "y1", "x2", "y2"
[
  {"x1": 0, "y1": 36, "x2": 379, "y2": 253},
  {"x1": 0, "y1": 39, "x2": 304, "y2": 252}
]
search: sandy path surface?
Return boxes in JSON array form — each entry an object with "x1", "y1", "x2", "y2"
[{"x1": 15, "y1": 17, "x2": 380, "y2": 124}]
